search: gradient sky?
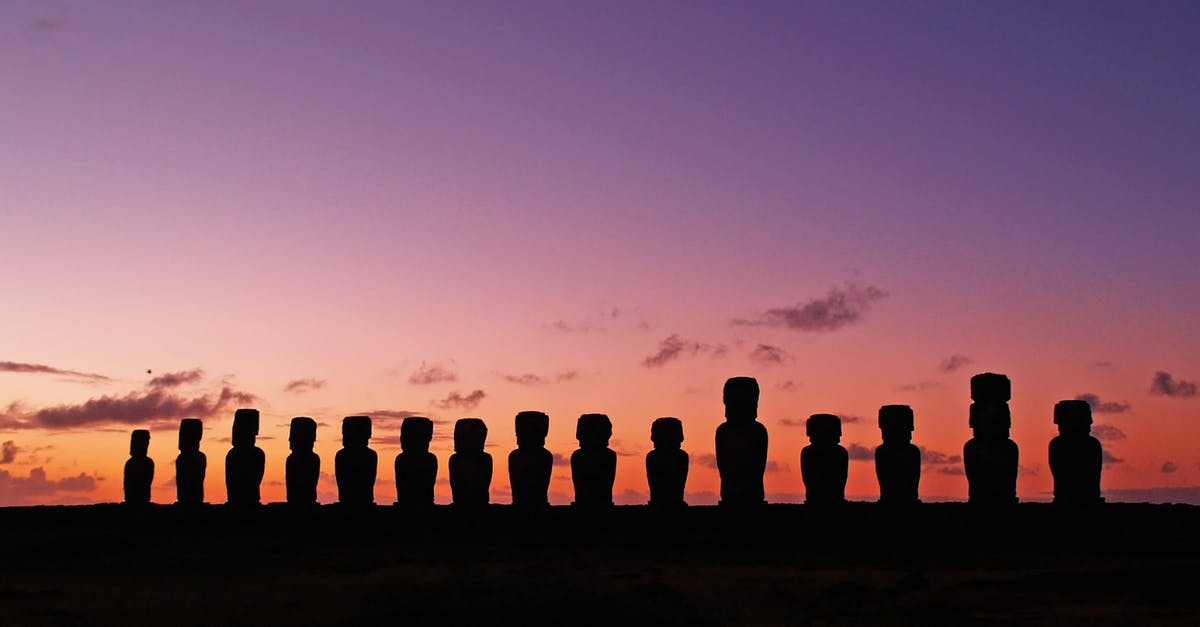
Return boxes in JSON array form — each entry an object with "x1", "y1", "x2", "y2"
[{"x1": 3, "y1": 1, "x2": 1199, "y2": 506}]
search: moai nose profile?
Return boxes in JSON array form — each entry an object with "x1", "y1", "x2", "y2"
[
  {"x1": 647, "y1": 417, "x2": 688, "y2": 508},
  {"x1": 175, "y1": 418, "x2": 206, "y2": 505},
  {"x1": 964, "y1": 373, "x2": 1019, "y2": 505},
  {"x1": 286, "y1": 417, "x2": 320, "y2": 505},
  {"x1": 335, "y1": 416, "x2": 377, "y2": 506},
  {"x1": 123, "y1": 429, "x2": 154, "y2": 505},
  {"x1": 715, "y1": 376, "x2": 768, "y2": 507},
  {"x1": 1050, "y1": 400, "x2": 1104, "y2": 506},
  {"x1": 875, "y1": 405, "x2": 921, "y2": 505},
  {"x1": 450, "y1": 418, "x2": 492, "y2": 507},
  {"x1": 395, "y1": 416, "x2": 438, "y2": 508},
  {"x1": 226, "y1": 408, "x2": 265, "y2": 506},
  {"x1": 571, "y1": 413, "x2": 616, "y2": 508},
  {"x1": 509, "y1": 410, "x2": 552, "y2": 508},
  {"x1": 801, "y1": 414, "x2": 848, "y2": 505}
]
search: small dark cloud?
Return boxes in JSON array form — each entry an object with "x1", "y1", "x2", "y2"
[
  {"x1": 764, "y1": 460, "x2": 787, "y2": 474},
  {"x1": 283, "y1": 378, "x2": 326, "y2": 394},
  {"x1": 777, "y1": 417, "x2": 806, "y2": 428},
  {"x1": 641, "y1": 334, "x2": 727, "y2": 368},
  {"x1": 938, "y1": 354, "x2": 973, "y2": 373},
  {"x1": 501, "y1": 373, "x2": 546, "y2": 386},
  {"x1": 1091, "y1": 424, "x2": 1126, "y2": 442},
  {"x1": 936, "y1": 466, "x2": 965, "y2": 476},
  {"x1": 695, "y1": 453, "x2": 784, "y2": 473},
  {"x1": 434, "y1": 390, "x2": 486, "y2": 411},
  {"x1": 1150, "y1": 371, "x2": 1198, "y2": 398},
  {"x1": 1074, "y1": 393, "x2": 1130, "y2": 415},
  {"x1": 0, "y1": 467, "x2": 99, "y2": 506},
  {"x1": 1093, "y1": 361, "x2": 1113, "y2": 368},
  {"x1": 732, "y1": 282, "x2": 889, "y2": 332},
  {"x1": 919, "y1": 447, "x2": 963, "y2": 466},
  {"x1": 748, "y1": 344, "x2": 792, "y2": 366},
  {"x1": 846, "y1": 443, "x2": 873, "y2": 461},
  {"x1": 0, "y1": 360, "x2": 111, "y2": 383},
  {"x1": 615, "y1": 488, "x2": 648, "y2": 505},
  {"x1": 552, "y1": 453, "x2": 570, "y2": 467},
  {"x1": 1162, "y1": 461, "x2": 1178, "y2": 474},
  {"x1": 840, "y1": 414, "x2": 864, "y2": 424},
  {"x1": 776, "y1": 380, "x2": 799, "y2": 391},
  {"x1": 30, "y1": 16, "x2": 69, "y2": 33},
  {"x1": 409, "y1": 363, "x2": 457, "y2": 385},
  {"x1": 1102, "y1": 449, "x2": 1123, "y2": 466},
  {"x1": 148, "y1": 369, "x2": 204, "y2": 389},
  {"x1": 1, "y1": 441, "x2": 18, "y2": 464},
  {"x1": 895, "y1": 381, "x2": 944, "y2": 392},
  {"x1": 556, "y1": 370, "x2": 580, "y2": 382},
  {"x1": 546, "y1": 320, "x2": 602, "y2": 334}
]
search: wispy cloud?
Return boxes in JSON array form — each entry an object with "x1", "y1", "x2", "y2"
[
  {"x1": 641, "y1": 334, "x2": 727, "y2": 368},
  {"x1": 846, "y1": 443, "x2": 873, "y2": 461},
  {"x1": 694, "y1": 453, "x2": 786, "y2": 473},
  {"x1": 434, "y1": 390, "x2": 486, "y2": 411},
  {"x1": 1090, "y1": 424, "x2": 1126, "y2": 442},
  {"x1": 409, "y1": 363, "x2": 457, "y2": 385},
  {"x1": 501, "y1": 373, "x2": 546, "y2": 386},
  {"x1": 732, "y1": 282, "x2": 889, "y2": 332},
  {"x1": 1149, "y1": 371, "x2": 1197, "y2": 398},
  {"x1": 748, "y1": 344, "x2": 792, "y2": 366},
  {"x1": 1074, "y1": 393, "x2": 1130, "y2": 414},
  {"x1": 283, "y1": 378, "x2": 326, "y2": 394},
  {"x1": 0, "y1": 360, "x2": 111, "y2": 383},
  {"x1": 938, "y1": 354, "x2": 973, "y2": 373},
  {"x1": 1, "y1": 441, "x2": 18, "y2": 464},
  {"x1": 895, "y1": 381, "x2": 944, "y2": 392},
  {"x1": 0, "y1": 467, "x2": 99, "y2": 506},
  {"x1": 148, "y1": 369, "x2": 204, "y2": 389}
]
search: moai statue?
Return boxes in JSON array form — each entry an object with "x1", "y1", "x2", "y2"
[
  {"x1": 175, "y1": 418, "x2": 206, "y2": 505},
  {"x1": 646, "y1": 417, "x2": 688, "y2": 508},
  {"x1": 963, "y1": 373, "x2": 1019, "y2": 505},
  {"x1": 715, "y1": 377, "x2": 768, "y2": 506},
  {"x1": 394, "y1": 416, "x2": 438, "y2": 507},
  {"x1": 225, "y1": 408, "x2": 265, "y2": 506},
  {"x1": 571, "y1": 413, "x2": 617, "y2": 507},
  {"x1": 1049, "y1": 400, "x2": 1104, "y2": 505},
  {"x1": 508, "y1": 410, "x2": 552, "y2": 508},
  {"x1": 286, "y1": 417, "x2": 320, "y2": 505},
  {"x1": 800, "y1": 414, "x2": 849, "y2": 505},
  {"x1": 123, "y1": 429, "x2": 154, "y2": 504},
  {"x1": 335, "y1": 415, "x2": 377, "y2": 505},
  {"x1": 449, "y1": 418, "x2": 492, "y2": 507},
  {"x1": 875, "y1": 405, "x2": 921, "y2": 504}
]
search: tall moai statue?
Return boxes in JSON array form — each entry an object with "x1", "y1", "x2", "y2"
[
  {"x1": 394, "y1": 416, "x2": 438, "y2": 507},
  {"x1": 175, "y1": 418, "x2": 206, "y2": 505},
  {"x1": 646, "y1": 417, "x2": 688, "y2": 508},
  {"x1": 875, "y1": 405, "x2": 921, "y2": 504},
  {"x1": 1049, "y1": 400, "x2": 1104, "y2": 505},
  {"x1": 225, "y1": 408, "x2": 266, "y2": 506},
  {"x1": 123, "y1": 429, "x2": 154, "y2": 504},
  {"x1": 449, "y1": 418, "x2": 492, "y2": 507},
  {"x1": 715, "y1": 377, "x2": 768, "y2": 506},
  {"x1": 800, "y1": 414, "x2": 849, "y2": 505},
  {"x1": 335, "y1": 415, "x2": 377, "y2": 505},
  {"x1": 963, "y1": 373, "x2": 1019, "y2": 504},
  {"x1": 571, "y1": 413, "x2": 617, "y2": 507},
  {"x1": 508, "y1": 410, "x2": 552, "y2": 508},
  {"x1": 286, "y1": 417, "x2": 320, "y2": 505}
]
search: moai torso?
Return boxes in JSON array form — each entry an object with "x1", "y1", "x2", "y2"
[
  {"x1": 286, "y1": 417, "x2": 320, "y2": 505},
  {"x1": 1049, "y1": 400, "x2": 1104, "y2": 505},
  {"x1": 646, "y1": 417, "x2": 688, "y2": 507},
  {"x1": 176, "y1": 418, "x2": 206, "y2": 505},
  {"x1": 571, "y1": 413, "x2": 616, "y2": 507},
  {"x1": 225, "y1": 409, "x2": 265, "y2": 505},
  {"x1": 508, "y1": 411, "x2": 552, "y2": 508},
  {"x1": 449, "y1": 418, "x2": 492, "y2": 507},
  {"x1": 395, "y1": 417, "x2": 438, "y2": 507},
  {"x1": 716, "y1": 377, "x2": 768, "y2": 506},
  {"x1": 336, "y1": 416, "x2": 378, "y2": 505},
  {"x1": 800, "y1": 414, "x2": 848, "y2": 505},
  {"x1": 875, "y1": 405, "x2": 921, "y2": 504},
  {"x1": 123, "y1": 430, "x2": 154, "y2": 504}
]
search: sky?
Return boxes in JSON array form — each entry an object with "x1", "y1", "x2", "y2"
[{"x1": 2, "y1": 0, "x2": 1199, "y2": 506}]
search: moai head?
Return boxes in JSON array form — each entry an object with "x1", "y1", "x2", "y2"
[
  {"x1": 969, "y1": 403, "x2": 1012, "y2": 439},
  {"x1": 130, "y1": 429, "x2": 150, "y2": 457},
  {"x1": 576, "y1": 413, "x2": 613, "y2": 449},
  {"x1": 723, "y1": 377, "x2": 760, "y2": 423},
  {"x1": 178, "y1": 418, "x2": 203, "y2": 453},
  {"x1": 342, "y1": 415, "x2": 373, "y2": 448},
  {"x1": 970, "y1": 372, "x2": 1012, "y2": 403},
  {"x1": 289, "y1": 417, "x2": 317, "y2": 452},
  {"x1": 806, "y1": 414, "x2": 842, "y2": 445},
  {"x1": 232, "y1": 408, "x2": 259, "y2": 448},
  {"x1": 400, "y1": 416, "x2": 434, "y2": 452},
  {"x1": 650, "y1": 417, "x2": 684, "y2": 450},
  {"x1": 454, "y1": 418, "x2": 488, "y2": 453},
  {"x1": 515, "y1": 411, "x2": 549, "y2": 449},
  {"x1": 878, "y1": 405, "x2": 914, "y2": 444},
  {"x1": 1053, "y1": 400, "x2": 1093, "y2": 437}
]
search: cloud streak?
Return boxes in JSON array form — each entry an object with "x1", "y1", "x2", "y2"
[
  {"x1": 641, "y1": 334, "x2": 727, "y2": 368},
  {"x1": 283, "y1": 378, "x2": 326, "y2": 394},
  {"x1": 409, "y1": 363, "x2": 457, "y2": 385},
  {"x1": 1074, "y1": 393, "x2": 1130, "y2": 414},
  {"x1": 0, "y1": 378, "x2": 255, "y2": 430},
  {"x1": 0, "y1": 360, "x2": 111, "y2": 383},
  {"x1": 938, "y1": 354, "x2": 973, "y2": 373},
  {"x1": 748, "y1": 344, "x2": 792, "y2": 366},
  {"x1": 434, "y1": 390, "x2": 486, "y2": 411},
  {"x1": 1149, "y1": 371, "x2": 1197, "y2": 398},
  {"x1": 732, "y1": 282, "x2": 889, "y2": 332},
  {"x1": 148, "y1": 369, "x2": 204, "y2": 389}
]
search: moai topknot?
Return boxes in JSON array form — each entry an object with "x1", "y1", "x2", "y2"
[
  {"x1": 646, "y1": 417, "x2": 688, "y2": 508},
  {"x1": 508, "y1": 411, "x2": 552, "y2": 508},
  {"x1": 335, "y1": 416, "x2": 377, "y2": 505},
  {"x1": 286, "y1": 417, "x2": 320, "y2": 505},
  {"x1": 225, "y1": 408, "x2": 265, "y2": 506},
  {"x1": 801, "y1": 414, "x2": 849, "y2": 505},
  {"x1": 395, "y1": 416, "x2": 438, "y2": 507},
  {"x1": 875, "y1": 405, "x2": 921, "y2": 504},
  {"x1": 715, "y1": 377, "x2": 768, "y2": 506},
  {"x1": 963, "y1": 373, "x2": 1019, "y2": 505},
  {"x1": 175, "y1": 418, "x2": 206, "y2": 504},
  {"x1": 1049, "y1": 400, "x2": 1104, "y2": 505},
  {"x1": 571, "y1": 413, "x2": 617, "y2": 507},
  {"x1": 123, "y1": 429, "x2": 154, "y2": 504},
  {"x1": 449, "y1": 418, "x2": 492, "y2": 507}
]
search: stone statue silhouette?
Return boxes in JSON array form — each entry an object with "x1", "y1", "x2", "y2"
[
  {"x1": 715, "y1": 377, "x2": 768, "y2": 506},
  {"x1": 801, "y1": 414, "x2": 848, "y2": 505},
  {"x1": 394, "y1": 416, "x2": 438, "y2": 507},
  {"x1": 123, "y1": 429, "x2": 154, "y2": 504},
  {"x1": 875, "y1": 405, "x2": 921, "y2": 504},
  {"x1": 286, "y1": 416, "x2": 320, "y2": 505},
  {"x1": 225, "y1": 408, "x2": 265, "y2": 506},
  {"x1": 335, "y1": 416, "x2": 377, "y2": 505},
  {"x1": 1050, "y1": 399, "x2": 1104, "y2": 505},
  {"x1": 175, "y1": 418, "x2": 206, "y2": 505},
  {"x1": 508, "y1": 410, "x2": 552, "y2": 508},
  {"x1": 964, "y1": 373, "x2": 1019, "y2": 505},
  {"x1": 571, "y1": 413, "x2": 617, "y2": 507},
  {"x1": 646, "y1": 417, "x2": 688, "y2": 507},
  {"x1": 450, "y1": 418, "x2": 492, "y2": 507}
]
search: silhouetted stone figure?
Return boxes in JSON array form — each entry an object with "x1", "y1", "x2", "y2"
[
  {"x1": 646, "y1": 417, "x2": 688, "y2": 508},
  {"x1": 508, "y1": 410, "x2": 552, "y2": 508},
  {"x1": 225, "y1": 408, "x2": 265, "y2": 506},
  {"x1": 801, "y1": 414, "x2": 849, "y2": 505},
  {"x1": 286, "y1": 416, "x2": 320, "y2": 505},
  {"x1": 175, "y1": 418, "x2": 206, "y2": 505},
  {"x1": 571, "y1": 413, "x2": 617, "y2": 507},
  {"x1": 1050, "y1": 400, "x2": 1104, "y2": 505},
  {"x1": 123, "y1": 429, "x2": 154, "y2": 504},
  {"x1": 335, "y1": 416, "x2": 377, "y2": 505},
  {"x1": 715, "y1": 377, "x2": 768, "y2": 506},
  {"x1": 394, "y1": 416, "x2": 438, "y2": 507},
  {"x1": 964, "y1": 373, "x2": 1019, "y2": 505},
  {"x1": 875, "y1": 405, "x2": 921, "y2": 504},
  {"x1": 450, "y1": 418, "x2": 492, "y2": 507}
]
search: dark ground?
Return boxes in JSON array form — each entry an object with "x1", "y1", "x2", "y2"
[{"x1": 1, "y1": 503, "x2": 1197, "y2": 626}]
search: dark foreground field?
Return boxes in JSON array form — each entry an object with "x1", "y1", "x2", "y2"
[{"x1": 1, "y1": 503, "x2": 1197, "y2": 626}]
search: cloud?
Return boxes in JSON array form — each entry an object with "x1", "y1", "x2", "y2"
[
  {"x1": 283, "y1": 378, "x2": 326, "y2": 394},
  {"x1": 748, "y1": 344, "x2": 792, "y2": 366},
  {"x1": 1102, "y1": 449, "x2": 1123, "y2": 466},
  {"x1": 777, "y1": 417, "x2": 806, "y2": 428},
  {"x1": 695, "y1": 453, "x2": 785, "y2": 473},
  {"x1": 434, "y1": 390, "x2": 486, "y2": 411},
  {"x1": 1162, "y1": 461, "x2": 1178, "y2": 474},
  {"x1": 732, "y1": 282, "x2": 889, "y2": 332},
  {"x1": 409, "y1": 363, "x2": 457, "y2": 385},
  {"x1": 362, "y1": 409, "x2": 425, "y2": 422},
  {"x1": 0, "y1": 360, "x2": 111, "y2": 383},
  {"x1": 919, "y1": 447, "x2": 963, "y2": 466},
  {"x1": 641, "y1": 334, "x2": 727, "y2": 368},
  {"x1": 0, "y1": 467, "x2": 98, "y2": 506},
  {"x1": 938, "y1": 354, "x2": 974, "y2": 373},
  {"x1": 546, "y1": 320, "x2": 603, "y2": 334},
  {"x1": 1103, "y1": 486, "x2": 1200, "y2": 505},
  {"x1": 148, "y1": 369, "x2": 204, "y2": 389},
  {"x1": 1090, "y1": 424, "x2": 1126, "y2": 442},
  {"x1": 776, "y1": 380, "x2": 799, "y2": 391},
  {"x1": 501, "y1": 373, "x2": 546, "y2": 386},
  {"x1": 557, "y1": 370, "x2": 581, "y2": 382},
  {"x1": 846, "y1": 443, "x2": 874, "y2": 461},
  {"x1": 1074, "y1": 393, "x2": 1130, "y2": 414},
  {"x1": 552, "y1": 453, "x2": 570, "y2": 467},
  {"x1": 0, "y1": 384, "x2": 255, "y2": 430},
  {"x1": 895, "y1": 381, "x2": 944, "y2": 392},
  {"x1": 840, "y1": 414, "x2": 864, "y2": 424},
  {"x1": 1150, "y1": 371, "x2": 1198, "y2": 398},
  {"x1": 1, "y1": 441, "x2": 18, "y2": 464}
]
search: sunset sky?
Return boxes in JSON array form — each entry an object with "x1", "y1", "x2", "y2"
[{"x1": 2, "y1": 1, "x2": 1199, "y2": 506}]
